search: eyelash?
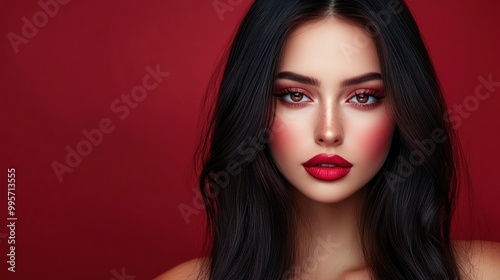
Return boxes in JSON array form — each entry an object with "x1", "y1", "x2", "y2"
[
  {"x1": 274, "y1": 88, "x2": 311, "y2": 108},
  {"x1": 347, "y1": 89, "x2": 385, "y2": 109},
  {"x1": 274, "y1": 88, "x2": 385, "y2": 109}
]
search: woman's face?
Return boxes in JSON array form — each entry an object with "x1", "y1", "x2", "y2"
[{"x1": 269, "y1": 17, "x2": 395, "y2": 204}]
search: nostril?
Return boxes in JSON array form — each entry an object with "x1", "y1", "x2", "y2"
[{"x1": 317, "y1": 133, "x2": 343, "y2": 146}]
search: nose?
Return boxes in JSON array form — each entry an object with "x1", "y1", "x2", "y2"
[{"x1": 315, "y1": 103, "x2": 343, "y2": 146}]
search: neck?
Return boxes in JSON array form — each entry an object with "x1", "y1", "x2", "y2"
[{"x1": 291, "y1": 187, "x2": 368, "y2": 279}]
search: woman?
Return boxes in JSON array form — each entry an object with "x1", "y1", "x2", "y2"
[{"x1": 158, "y1": 0, "x2": 500, "y2": 279}]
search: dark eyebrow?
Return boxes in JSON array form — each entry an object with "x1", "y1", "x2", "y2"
[
  {"x1": 276, "y1": 71, "x2": 320, "y2": 86},
  {"x1": 275, "y1": 71, "x2": 382, "y2": 87},
  {"x1": 341, "y1": 72, "x2": 382, "y2": 87}
]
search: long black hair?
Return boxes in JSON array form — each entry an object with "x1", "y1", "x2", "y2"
[{"x1": 195, "y1": 0, "x2": 465, "y2": 279}]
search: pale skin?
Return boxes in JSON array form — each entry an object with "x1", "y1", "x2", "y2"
[{"x1": 157, "y1": 17, "x2": 500, "y2": 280}]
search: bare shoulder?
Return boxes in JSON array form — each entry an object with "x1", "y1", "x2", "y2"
[
  {"x1": 452, "y1": 240, "x2": 500, "y2": 280},
  {"x1": 154, "y1": 257, "x2": 208, "y2": 280}
]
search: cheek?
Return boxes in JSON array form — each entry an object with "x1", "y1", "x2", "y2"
[
  {"x1": 269, "y1": 116, "x2": 293, "y2": 156},
  {"x1": 354, "y1": 116, "x2": 394, "y2": 160},
  {"x1": 269, "y1": 114, "x2": 307, "y2": 160}
]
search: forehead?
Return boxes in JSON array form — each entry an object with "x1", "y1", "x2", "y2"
[{"x1": 278, "y1": 17, "x2": 381, "y2": 82}]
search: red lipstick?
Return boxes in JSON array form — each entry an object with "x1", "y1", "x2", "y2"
[{"x1": 302, "y1": 154, "x2": 353, "y2": 181}]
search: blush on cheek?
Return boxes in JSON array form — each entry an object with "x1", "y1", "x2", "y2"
[
  {"x1": 269, "y1": 117, "x2": 291, "y2": 153},
  {"x1": 269, "y1": 114, "x2": 307, "y2": 158},
  {"x1": 363, "y1": 118, "x2": 395, "y2": 160}
]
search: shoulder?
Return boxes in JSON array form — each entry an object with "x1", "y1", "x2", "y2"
[
  {"x1": 452, "y1": 240, "x2": 500, "y2": 280},
  {"x1": 154, "y1": 257, "x2": 208, "y2": 280}
]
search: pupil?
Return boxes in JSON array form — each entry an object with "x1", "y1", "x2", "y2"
[
  {"x1": 356, "y1": 94, "x2": 368, "y2": 103},
  {"x1": 291, "y1": 93, "x2": 302, "y2": 102}
]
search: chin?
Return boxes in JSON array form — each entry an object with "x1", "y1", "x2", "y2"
[{"x1": 290, "y1": 179, "x2": 367, "y2": 205}]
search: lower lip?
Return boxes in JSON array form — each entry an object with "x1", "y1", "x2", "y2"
[{"x1": 303, "y1": 166, "x2": 351, "y2": 181}]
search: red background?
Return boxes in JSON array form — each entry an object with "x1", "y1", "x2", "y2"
[{"x1": 0, "y1": 0, "x2": 499, "y2": 279}]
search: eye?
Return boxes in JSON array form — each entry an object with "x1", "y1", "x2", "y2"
[
  {"x1": 347, "y1": 89, "x2": 384, "y2": 109},
  {"x1": 275, "y1": 89, "x2": 312, "y2": 106}
]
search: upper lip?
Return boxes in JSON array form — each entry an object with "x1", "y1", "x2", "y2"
[{"x1": 303, "y1": 154, "x2": 353, "y2": 168}]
